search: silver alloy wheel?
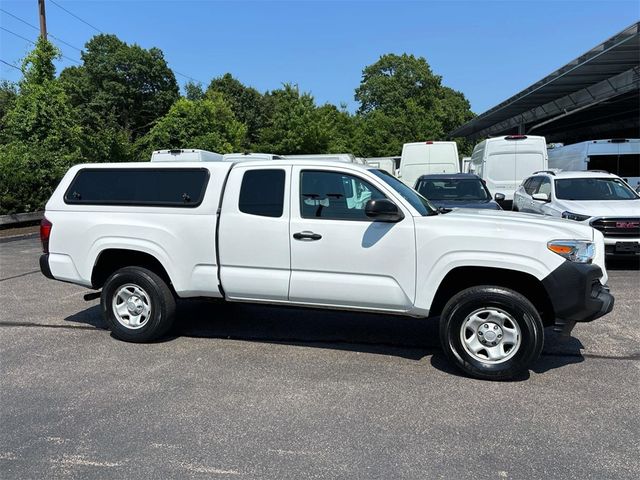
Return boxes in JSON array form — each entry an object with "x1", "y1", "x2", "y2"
[
  {"x1": 460, "y1": 307, "x2": 522, "y2": 364},
  {"x1": 112, "y1": 283, "x2": 152, "y2": 330}
]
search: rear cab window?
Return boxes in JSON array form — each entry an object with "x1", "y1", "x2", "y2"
[
  {"x1": 64, "y1": 168, "x2": 209, "y2": 207},
  {"x1": 239, "y1": 169, "x2": 286, "y2": 217}
]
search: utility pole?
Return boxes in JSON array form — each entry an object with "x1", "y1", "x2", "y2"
[{"x1": 38, "y1": 0, "x2": 47, "y2": 39}]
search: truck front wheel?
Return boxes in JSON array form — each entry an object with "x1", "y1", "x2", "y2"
[
  {"x1": 101, "y1": 266, "x2": 176, "y2": 342},
  {"x1": 439, "y1": 286, "x2": 544, "y2": 380}
]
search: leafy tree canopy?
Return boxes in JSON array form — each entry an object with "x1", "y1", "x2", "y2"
[
  {"x1": 60, "y1": 34, "x2": 179, "y2": 139},
  {"x1": 1, "y1": 38, "x2": 83, "y2": 214},
  {"x1": 136, "y1": 94, "x2": 246, "y2": 157},
  {"x1": 207, "y1": 73, "x2": 267, "y2": 147},
  {"x1": 257, "y1": 84, "x2": 332, "y2": 155},
  {"x1": 353, "y1": 53, "x2": 474, "y2": 155}
]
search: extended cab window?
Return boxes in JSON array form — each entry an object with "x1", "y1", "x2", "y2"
[
  {"x1": 64, "y1": 168, "x2": 209, "y2": 207},
  {"x1": 239, "y1": 169, "x2": 285, "y2": 217},
  {"x1": 300, "y1": 171, "x2": 385, "y2": 220}
]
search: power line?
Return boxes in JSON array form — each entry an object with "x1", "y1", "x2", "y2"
[
  {"x1": 0, "y1": 26, "x2": 81, "y2": 65},
  {"x1": 174, "y1": 70, "x2": 204, "y2": 84},
  {"x1": 0, "y1": 8, "x2": 83, "y2": 52},
  {"x1": 0, "y1": 26, "x2": 34, "y2": 45},
  {"x1": 3, "y1": 3, "x2": 203, "y2": 84},
  {"x1": 0, "y1": 59, "x2": 22, "y2": 72},
  {"x1": 48, "y1": 1, "x2": 204, "y2": 84},
  {"x1": 49, "y1": 0, "x2": 102, "y2": 34}
]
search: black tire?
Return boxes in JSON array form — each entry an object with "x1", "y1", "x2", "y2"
[
  {"x1": 101, "y1": 266, "x2": 176, "y2": 342},
  {"x1": 439, "y1": 286, "x2": 544, "y2": 380}
]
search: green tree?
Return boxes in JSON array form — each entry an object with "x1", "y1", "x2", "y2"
[
  {"x1": 60, "y1": 34, "x2": 179, "y2": 140},
  {"x1": 0, "y1": 80, "x2": 18, "y2": 130},
  {"x1": 257, "y1": 84, "x2": 332, "y2": 154},
  {"x1": 207, "y1": 73, "x2": 267, "y2": 147},
  {"x1": 136, "y1": 94, "x2": 246, "y2": 157},
  {"x1": 317, "y1": 103, "x2": 357, "y2": 154},
  {"x1": 353, "y1": 53, "x2": 474, "y2": 156},
  {"x1": 0, "y1": 38, "x2": 83, "y2": 214},
  {"x1": 184, "y1": 81, "x2": 205, "y2": 101}
]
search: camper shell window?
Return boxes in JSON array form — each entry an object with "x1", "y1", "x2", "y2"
[{"x1": 64, "y1": 168, "x2": 209, "y2": 207}]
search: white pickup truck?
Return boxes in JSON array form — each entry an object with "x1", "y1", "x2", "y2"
[{"x1": 40, "y1": 159, "x2": 614, "y2": 379}]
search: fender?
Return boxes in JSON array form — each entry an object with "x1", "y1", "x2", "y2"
[
  {"x1": 87, "y1": 237, "x2": 180, "y2": 291},
  {"x1": 414, "y1": 249, "x2": 564, "y2": 313}
]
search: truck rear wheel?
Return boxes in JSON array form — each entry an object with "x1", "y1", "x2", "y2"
[
  {"x1": 101, "y1": 266, "x2": 176, "y2": 342},
  {"x1": 439, "y1": 286, "x2": 544, "y2": 380}
]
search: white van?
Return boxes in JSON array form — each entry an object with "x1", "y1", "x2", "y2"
[
  {"x1": 365, "y1": 157, "x2": 398, "y2": 175},
  {"x1": 151, "y1": 149, "x2": 223, "y2": 162},
  {"x1": 285, "y1": 153, "x2": 361, "y2": 163},
  {"x1": 548, "y1": 139, "x2": 640, "y2": 190},
  {"x1": 469, "y1": 135, "x2": 548, "y2": 207},
  {"x1": 398, "y1": 142, "x2": 460, "y2": 186}
]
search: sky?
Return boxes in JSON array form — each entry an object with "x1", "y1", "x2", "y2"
[{"x1": 1, "y1": 0, "x2": 638, "y2": 114}]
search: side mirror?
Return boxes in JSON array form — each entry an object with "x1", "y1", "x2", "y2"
[
  {"x1": 494, "y1": 193, "x2": 505, "y2": 202},
  {"x1": 365, "y1": 199, "x2": 404, "y2": 223},
  {"x1": 532, "y1": 192, "x2": 550, "y2": 202}
]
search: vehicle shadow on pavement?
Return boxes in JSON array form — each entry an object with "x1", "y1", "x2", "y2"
[
  {"x1": 606, "y1": 256, "x2": 640, "y2": 271},
  {"x1": 535, "y1": 330, "x2": 585, "y2": 373},
  {"x1": 174, "y1": 300, "x2": 439, "y2": 361},
  {"x1": 64, "y1": 304, "x2": 107, "y2": 329},
  {"x1": 64, "y1": 301, "x2": 587, "y2": 377}
]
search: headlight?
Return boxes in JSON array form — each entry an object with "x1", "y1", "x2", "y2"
[
  {"x1": 562, "y1": 211, "x2": 590, "y2": 222},
  {"x1": 547, "y1": 240, "x2": 595, "y2": 263}
]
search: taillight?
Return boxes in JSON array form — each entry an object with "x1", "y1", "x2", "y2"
[
  {"x1": 40, "y1": 217, "x2": 52, "y2": 253},
  {"x1": 425, "y1": 141, "x2": 434, "y2": 144}
]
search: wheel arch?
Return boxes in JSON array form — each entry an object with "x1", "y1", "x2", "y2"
[
  {"x1": 429, "y1": 266, "x2": 555, "y2": 326},
  {"x1": 91, "y1": 248, "x2": 174, "y2": 292}
]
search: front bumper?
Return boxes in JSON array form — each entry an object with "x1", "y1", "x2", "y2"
[
  {"x1": 603, "y1": 238, "x2": 640, "y2": 255},
  {"x1": 542, "y1": 261, "x2": 614, "y2": 328}
]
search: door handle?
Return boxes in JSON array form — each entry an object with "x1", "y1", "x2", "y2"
[{"x1": 293, "y1": 231, "x2": 322, "y2": 241}]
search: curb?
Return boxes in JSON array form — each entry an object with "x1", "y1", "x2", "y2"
[{"x1": 0, "y1": 233, "x2": 39, "y2": 244}]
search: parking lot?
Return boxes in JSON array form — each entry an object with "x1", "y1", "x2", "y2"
[{"x1": 1, "y1": 235, "x2": 639, "y2": 479}]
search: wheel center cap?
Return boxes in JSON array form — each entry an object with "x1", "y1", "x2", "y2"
[
  {"x1": 484, "y1": 330, "x2": 497, "y2": 342},
  {"x1": 478, "y1": 322, "x2": 503, "y2": 345},
  {"x1": 126, "y1": 296, "x2": 144, "y2": 315}
]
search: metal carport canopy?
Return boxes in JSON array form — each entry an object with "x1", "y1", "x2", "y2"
[{"x1": 449, "y1": 22, "x2": 640, "y2": 140}]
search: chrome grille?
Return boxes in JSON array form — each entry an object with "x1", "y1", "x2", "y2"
[{"x1": 590, "y1": 217, "x2": 640, "y2": 238}]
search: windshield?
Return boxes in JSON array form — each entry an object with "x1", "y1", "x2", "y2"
[
  {"x1": 555, "y1": 178, "x2": 639, "y2": 201},
  {"x1": 416, "y1": 178, "x2": 489, "y2": 201},
  {"x1": 370, "y1": 169, "x2": 437, "y2": 216}
]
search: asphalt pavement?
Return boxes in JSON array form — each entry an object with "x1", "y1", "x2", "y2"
[{"x1": 1, "y1": 236, "x2": 639, "y2": 479}]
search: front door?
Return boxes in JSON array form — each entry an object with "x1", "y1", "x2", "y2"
[{"x1": 288, "y1": 166, "x2": 416, "y2": 312}]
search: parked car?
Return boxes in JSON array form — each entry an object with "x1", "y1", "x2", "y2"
[
  {"x1": 469, "y1": 135, "x2": 548, "y2": 209},
  {"x1": 414, "y1": 174, "x2": 503, "y2": 210},
  {"x1": 398, "y1": 141, "x2": 460, "y2": 187},
  {"x1": 40, "y1": 159, "x2": 613, "y2": 380},
  {"x1": 548, "y1": 138, "x2": 640, "y2": 191},
  {"x1": 514, "y1": 170, "x2": 640, "y2": 255}
]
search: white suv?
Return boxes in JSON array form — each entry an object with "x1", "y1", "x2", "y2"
[{"x1": 514, "y1": 171, "x2": 640, "y2": 255}]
